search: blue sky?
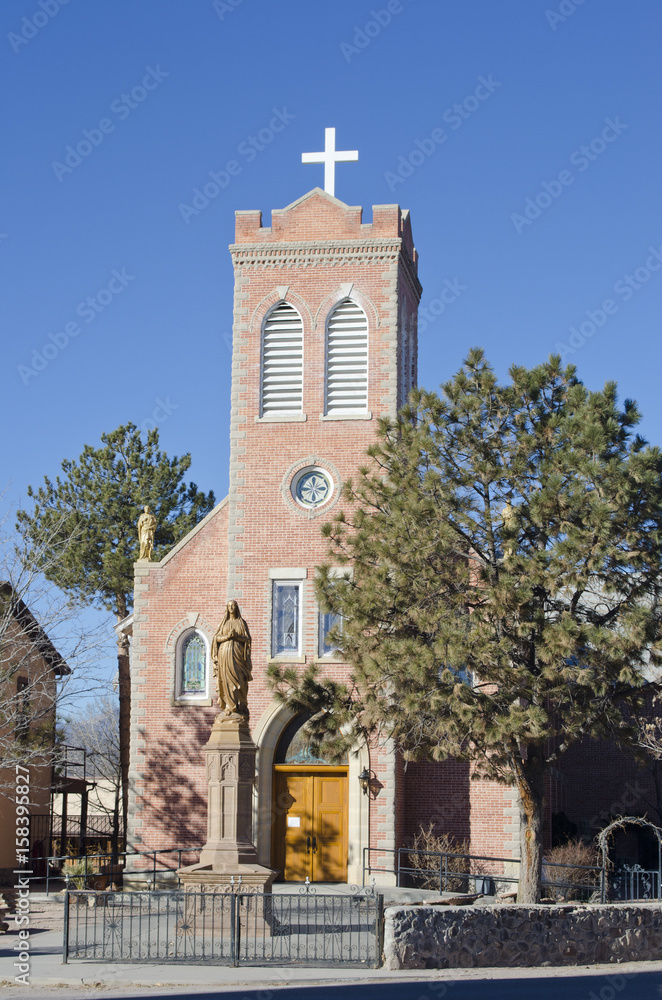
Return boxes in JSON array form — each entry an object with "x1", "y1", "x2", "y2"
[{"x1": 2, "y1": 0, "x2": 661, "y2": 682}]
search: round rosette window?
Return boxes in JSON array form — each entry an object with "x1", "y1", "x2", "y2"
[{"x1": 291, "y1": 467, "x2": 333, "y2": 509}]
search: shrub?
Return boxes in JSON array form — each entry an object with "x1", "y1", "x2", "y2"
[
  {"x1": 542, "y1": 839, "x2": 600, "y2": 901},
  {"x1": 62, "y1": 858, "x2": 89, "y2": 890},
  {"x1": 407, "y1": 824, "x2": 475, "y2": 892},
  {"x1": 61, "y1": 846, "x2": 101, "y2": 890}
]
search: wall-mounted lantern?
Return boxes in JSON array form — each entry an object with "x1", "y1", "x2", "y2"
[{"x1": 358, "y1": 767, "x2": 371, "y2": 795}]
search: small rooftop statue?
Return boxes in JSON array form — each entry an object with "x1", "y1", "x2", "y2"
[{"x1": 137, "y1": 505, "x2": 157, "y2": 561}]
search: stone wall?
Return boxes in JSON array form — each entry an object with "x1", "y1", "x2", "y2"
[{"x1": 384, "y1": 903, "x2": 662, "y2": 969}]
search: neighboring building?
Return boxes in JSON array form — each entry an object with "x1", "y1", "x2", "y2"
[
  {"x1": 0, "y1": 583, "x2": 70, "y2": 884},
  {"x1": 49, "y1": 751, "x2": 122, "y2": 861},
  {"x1": 127, "y1": 188, "x2": 659, "y2": 886}
]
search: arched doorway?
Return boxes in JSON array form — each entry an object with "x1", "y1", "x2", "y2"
[
  {"x1": 271, "y1": 714, "x2": 348, "y2": 882},
  {"x1": 598, "y1": 817, "x2": 662, "y2": 901}
]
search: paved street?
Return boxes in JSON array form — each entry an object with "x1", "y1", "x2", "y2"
[{"x1": 2, "y1": 970, "x2": 662, "y2": 999}]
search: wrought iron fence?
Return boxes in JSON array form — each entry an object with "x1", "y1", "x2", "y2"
[
  {"x1": 611, "y1": 865, "x2": 662, "y2": 901},
  {"x1": 24, "y1": 845, "x2": 203, "y2": 894},
  {"x1": 363, "y1": 846, "x2": 604, "y2": 901},
  {"x1": 63, "y1": 888, "x2": 383, "y2": 967}
]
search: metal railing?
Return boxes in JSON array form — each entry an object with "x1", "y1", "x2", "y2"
[
  {"x1": 611, "y1": 865, "x2": 662, "y2": 901},
  {"x1": 363, "y1": 846, "x2": 605, "y2": 901},
  {"x1": 63, "y1": 888, "x2": 383, "y2": 967},
  {"x1": 24, "y1": 845, "x2": 203, "y2": 894},
  {"x1": 54, "y1": 744, "x2": 89, "y2": 781}
]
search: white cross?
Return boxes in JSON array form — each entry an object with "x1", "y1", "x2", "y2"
[{"x1": 301, "y1": 128, "x2": 358, "y2": 198}]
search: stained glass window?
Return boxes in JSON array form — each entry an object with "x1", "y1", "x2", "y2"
[
  {"x1": 319, "y1": 611, "x2": 342, "y2": 657},
  {"x1": 295, "y1": 470, "x2": 330, "y2": 507},
  {"x1": 181, "y1": 633, "x2": 206, "y2": 695},
  {"x1": 275, "y1": 712, "x2": 348, "y2": 764},
  {"x1": 272, "y1": 582, "x2": 300, "y2": 656}
]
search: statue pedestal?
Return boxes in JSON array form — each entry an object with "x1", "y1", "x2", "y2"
[{"x1": 177, "y1": 714, "x2": 277, "y2": 893}]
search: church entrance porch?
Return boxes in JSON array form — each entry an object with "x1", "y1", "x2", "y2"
[
  {"x1": 253, "y1": 703, "x2": 373, "y2": 886},
  {"x1": 272, "y1": 765, "x2": 348, "y2": 882}
]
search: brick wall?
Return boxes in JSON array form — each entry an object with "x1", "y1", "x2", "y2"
[
  {"x1": 128, "y1": 502, "x2": 229, "y2": 853},
  {"x1": 129, "y1": 188, "x2": 424, "y2": 869}
]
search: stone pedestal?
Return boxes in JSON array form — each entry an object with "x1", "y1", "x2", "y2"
[{"x1": 177, "y1": 714, "x2": 277, "y2": 892}]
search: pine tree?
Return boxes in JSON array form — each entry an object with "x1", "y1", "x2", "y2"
[
  {"x1": 269, "y1": 351, "x2": 662, "y2": 902},
  {"x1": 17, "y1": 423, "x2": 215, "y2": 837}
]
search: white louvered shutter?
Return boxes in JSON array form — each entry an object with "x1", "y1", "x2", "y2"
[
  {"x1": 325, "y1": 300, "x2": 368, "y2": 413},
  {"x1": 261, "y1": 303, "x2": 303, "y2": 415}
]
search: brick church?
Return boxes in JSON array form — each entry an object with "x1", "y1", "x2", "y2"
[{"x1": 126, "y1": 182, "x2": 658, "y2": 885}]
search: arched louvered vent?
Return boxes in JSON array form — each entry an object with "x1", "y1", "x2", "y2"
[
  {"x1": 261, "y1": 302, "x2": 303, "y2": 415},
  {"x1": 325, "y1": 299, "x2": 368, "y2": 414}
]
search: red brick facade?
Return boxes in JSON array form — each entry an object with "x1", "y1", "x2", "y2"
[{"x1": 127, "y1": 188, "x2": 652, "y2": 883}]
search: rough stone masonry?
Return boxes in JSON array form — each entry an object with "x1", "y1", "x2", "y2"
[{"x1": 384, "y1": 903, "x2": 662, "y2": 969}]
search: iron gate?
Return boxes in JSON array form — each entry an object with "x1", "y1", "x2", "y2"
[
  {"x1": 611, "y1": 865, "x2": 662, "y2": 901},
  {"x1": 63, "y1": 889, "x2": 383, "y2": 967}
]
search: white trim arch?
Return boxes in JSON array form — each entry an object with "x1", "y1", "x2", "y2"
[
  {"x1": 174, "y1": 628, "x2": 211, "y2": 704},
  {"x1": 250, "y1": 288, "x2": 313, "y2": 339},
  {"x1": 313, "y1": 285, "x2": 380, "y2": 334},
  {"x1": 165, "y1": 614, "x2": 216, "y2": 707},
  {"x1": 252, "y1": 700, "x2": 370, "y2": 880},
  {"x1": 253, "y1": 701, "x2": 296, "y2": 866}
]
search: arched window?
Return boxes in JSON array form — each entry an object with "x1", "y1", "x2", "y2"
[
  {"x1": 177, "y1": 630, "x2": 208, "y2": 700},
  {"x1": 275, "y1": 713, "x2": 348, "y2": 764},
  {"x1": 260, "y1": 302, "x2": 303, "y2": 415},
  {"x1": 325, "y1": 299, "x2": 368, "y2": 414}
]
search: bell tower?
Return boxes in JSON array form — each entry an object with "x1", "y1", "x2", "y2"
[
  {"x1": 227, "y1": 187, "x2": 421, "y2": 602},
  {"x1": 226, "y1": 186, "x2": 421, "y2": 880}
]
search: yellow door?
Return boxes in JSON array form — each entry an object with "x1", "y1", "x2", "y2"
[{"x1": 273, "y1": 767, "x2": 348, "y2": 882}]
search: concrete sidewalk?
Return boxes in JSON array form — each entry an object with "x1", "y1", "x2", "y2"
[
  {"x1": 4, "y1": 922, "x2": 662, "y2": 995},
  {"x1": 3, "y1": 893, "x2": 662, "y2": 995},
  {"x1": 0, "y1": 922, "x2": 424, "y2": 990},
  {"x1": 0, "y1": 890, "x2": 391, "y2": 991}
]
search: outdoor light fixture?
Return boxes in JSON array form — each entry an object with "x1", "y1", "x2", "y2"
[{"x1": 358, "y1": 767, "x2": 371, "y2": 795}]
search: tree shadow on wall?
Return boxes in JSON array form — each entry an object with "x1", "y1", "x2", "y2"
[{"x1": 135, "y1": 710, "x2": 217, "y2": 857}]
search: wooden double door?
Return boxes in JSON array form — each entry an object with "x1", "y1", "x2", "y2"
[{"x1": 272, "y1": 766, "x2": 348, "y2": 882}]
